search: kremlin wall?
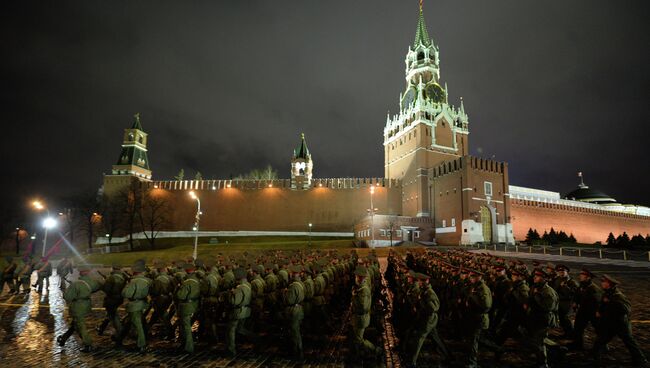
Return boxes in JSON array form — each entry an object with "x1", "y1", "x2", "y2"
[{"x1": 100, "y1": 5, "x2": 650, "y2": 247}]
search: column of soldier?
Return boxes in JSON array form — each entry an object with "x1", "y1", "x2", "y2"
[
  {"x1": 386, "y1": 249, "x2": 648, "y2": 368},
  {"x1": 0, "y1": 255, "x2": 74, "y2": 295},
  {"x1": 1, "y1": 250, "x2": 387, "y2": 362}
]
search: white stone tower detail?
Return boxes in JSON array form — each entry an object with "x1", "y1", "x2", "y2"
[{"x1": 291, "y1": 133, "x2": 313, "y2": 190}]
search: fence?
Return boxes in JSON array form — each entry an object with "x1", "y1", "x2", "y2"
[
  {"x1": 463, "y1": 243, "x2": 650, "y2": 262},
  {"x1": 85, "y1": 244, "x2": 131, "y2": 255}
]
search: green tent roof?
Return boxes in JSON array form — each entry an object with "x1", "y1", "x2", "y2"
[{"x1": 294, "y1": 133, "x2": 310, "y2": 160}]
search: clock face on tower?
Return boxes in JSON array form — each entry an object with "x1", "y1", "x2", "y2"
[
  {"x1": 425, "y1": 83, "x2": 445, "y2": 103},
  {"x1": 402, "y1": 87, "x2": 416, "y2": 109}
]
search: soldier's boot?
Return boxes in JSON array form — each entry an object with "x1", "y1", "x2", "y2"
[
  {"x1": 57, "y1": 326, "x2": 74, "y2": 346},
  {"x1": 96, "y1": 318, "x2": 110, "y2": 336},
  {"x1": 80, "y1": 345, "x2": 95, "y2": 353}
]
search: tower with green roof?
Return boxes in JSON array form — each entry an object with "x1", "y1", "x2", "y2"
[
  {"x1": 291, "y1": 133, "x2": 313, "y2": 190},
  {"x1": 103, "y1": 113, "x2": 152, "y2": 195}
]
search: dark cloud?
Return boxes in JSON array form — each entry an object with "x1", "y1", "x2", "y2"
[{"x1": 1, "y1": 0, "x2": 649, "y2": 225}]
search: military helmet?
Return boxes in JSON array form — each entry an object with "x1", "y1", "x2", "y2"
[
  {"x1": 354, "y1": 265, "x2": 368, "y2": 277},
  {"x1": 233, "y1": 267, "x2": 247, "y2": 280},
  {"x1": 132, "y1": 263, "x2": 146, "y2": 273},
  {"x1": 601, "y1": 274, "x2": 620, "y2": 286}
]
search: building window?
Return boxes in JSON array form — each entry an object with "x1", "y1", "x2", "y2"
[
  {"x1": 451, "y1": 218, "x2": 456, "y2": 227},
  {"x1": 414, "y1": 231, "x2": 420, "y2": 238},
  {"x1": 442, "y1": 220, "x2": 446, "y2": 227},
  {"x1": 484, "y1": 181, "x2": 493, "y2": 196},
  {"x1": 396, "y1": 230, "x2": 402, "y2": 237},
  {"x1": 464, "y1": 229, "x2": 468, "y2": 233},
  {"x1": 380, "y1": 229, "x2": 387, "y2": 236}
]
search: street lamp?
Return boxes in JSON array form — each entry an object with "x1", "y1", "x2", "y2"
[
  {"x1": 308, "y1": 223, "x2": 312, "y2": 246},
  {"x1": 189, "y1": 191, "x2": 201, "y2": 261},
  {"x1": 42, "y1": 217, "x2": 57, "y2": 257},
  {"x1": 368, "y1": 186, "x2": 378, "y2": 248}
]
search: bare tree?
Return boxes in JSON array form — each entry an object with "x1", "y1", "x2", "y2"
[
  {"x1": 116, "y1": 180, "x2": 144, "y2": 251},
  {"x1": 73, "y1": 190, "x2": 102, "y2": 249},
  {"x1": 98, "y1": 193, "x2": 125, "y2": 244},
  {"x1": 138, "y1": 188, "x2": 171, "y2": 249}
]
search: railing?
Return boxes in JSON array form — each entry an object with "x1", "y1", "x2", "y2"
[
  {"x1": 85, "y1": 244, "x2": 131, "y2": 255},
  {"x1": 463, "y1": 243, "x2": 650, "y2": 262}
]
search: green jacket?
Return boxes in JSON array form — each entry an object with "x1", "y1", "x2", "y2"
[
  {"x1": 122, "y1": 274, "x2": 151, "y2": 312},
  {"x1": 467, "y1": 279, "x2": 492, "y2": 329},
  {"x1": 418, "y1": 284, "x2": 440, "y2": 327},
  {"x1": 599, "y1": 287, "x2": 632, "y2": 325},
  {"x1": 152, "y1": 272, "x2": 174, "y2": 297},
  {"x1": 228, "y1": 280, "x2": 252, "y2": 319},
  {"x1": 529, "y1": 282, "x2": 559, "y2": 328},
  {"x1": 177, "y1": 273, "x2": 201, "y2": 314},
  {"x1": 64, "y1": 275, "x2": 103, "y2": 317}
]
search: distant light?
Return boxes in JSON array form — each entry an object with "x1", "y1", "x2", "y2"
[
  {"x1": 370, "y1": 186, "x2": 375, "y2": 194},
  {"x1": 309, "y1": 223, "x2": 312, "y2": 227},
  {"x1": 189, "y1": 191, "x2": 197, "y2": 199},
  {"x1": 92, "y1": 212, "x2": 98, "y2": 216},
  {"x1": 105, "y1": 233, "x2": 110, "y2": 238},
  {"x1": 319, "y1": 183, "x2": 323, "y2": 187},
  {"x1": 212, "y1": 186, "x2": 216, "y2": 190},
  {"x1": 33, "y1": 201, "x2": 44, "y2": 210},
  {"x1": 43, "y1": 217, "x2": 57, "y2": 229},
  {"x1": 226, "y1": 184, "x2": 232, "y2": 188},
  {"x1": 192, "y1": 226, "x2": 198, "y2": 231},
  {"x1": 268, "y1": 184, "x2": 273, "y2": 188},
  {"x1": 58, "y1": 212, "x2": 64, "y2": 216},
  {"x1": 154, "y1": 184, "x2": 159, "y2": 189},
  {"x1": 30, "y1": 235, "x2": 36, "y2": 240},
  {"x1": 16, "y1": 227, "x2": 19, "y2": 231}
]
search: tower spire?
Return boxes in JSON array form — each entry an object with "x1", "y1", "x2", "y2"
[{"x1": 413, "y1": 0, "x2": 432, "y2": 48}]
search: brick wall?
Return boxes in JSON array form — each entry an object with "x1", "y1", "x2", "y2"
[{"x1": 511, "y1": 201, "x2": 650, "y2": 244}]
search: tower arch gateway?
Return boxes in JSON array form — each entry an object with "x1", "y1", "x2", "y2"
[{"x1": 291, "y1": 133, "x2": 313, "y2": 190}]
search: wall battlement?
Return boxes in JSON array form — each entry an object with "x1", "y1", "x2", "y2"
[
  {"x1": 148, "y1": 177, "x2": 401, "y2": 191},
  {"x1": 431, "y1": 155, "x2": 507, "y2": 178}
]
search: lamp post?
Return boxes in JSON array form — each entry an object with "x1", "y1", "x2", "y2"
[
  {"x1": 33, "y1": 201, "x2": 54, "y2": 256},
  {"x1": 189, "y1": 191, "x2": 201, "y2": 261},
  {"x1": 308, "y1": 223, "x2": 312, "y2": 246},
  {"x1": 42, "y1": 217, "x2": 57, "y2": 257},
  {"x1": 369, "y1": 186, "x2": 378, "y2": 248}
]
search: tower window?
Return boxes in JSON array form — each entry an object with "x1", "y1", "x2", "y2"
[{"x1": 417, "y1": 52, "x2": 424, "y2": 61}]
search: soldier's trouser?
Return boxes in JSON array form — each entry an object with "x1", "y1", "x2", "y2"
[
  {"x1": 286, "y1": 305, "x2": 304, "y2": 356},
  {"x1": 593, "y1": 320, "x2": 647, "y2": 364},
  {"x1": 226, "y1": 318, "x2": 241, "y2": 354},
  {"x1": 351, "y1": 314, "x2": 376, "y2": 355},
  {"x1": 495, "y1": 317, "x2": 523, "y2": 345},
  {"x1": 58, "y1": 275, "x2": 67, "y2": 290},
  {"x1": 62, "y1": 314, "x2": 92, "y2": 346},
  {"x1": 572, "y1": 310, "x2": 597, "y2": 346},
  {"x1": 558, "y1": 304, "x2": 573, "y2": 335},
  {"x1": 465, "y1": 328, "x2": 483, "y2": 367},
  {"x1": 99, "y1": 304, "x2": 122, "y2": 335},
  {"x1": 407, "y1": 318, "x2": 448, "y2": 366},
  {"x1": 1, "y1": 278, "x2": 15, "y2": 293},
  {"x1": 148, "y1": 297, "x2": 173, "y2": 336},
  {"x1": 118, "y1": 311, "x2": 147, "y2": 348},
  {"x1": 36, "y1": 275, "x2": 48, "y2": 293},
  {"x1": 201, "y1": 298, "x2": 219, "y2": 339},
  {"x1": 20, "y1": 277, "x2": 30, "y2": 292},
  {"x1": 526, "y1": 326, "x2": 549, "y2": 365},
  {"x1": 179, "y1": 311, "x2": 194, "y2": 353}
]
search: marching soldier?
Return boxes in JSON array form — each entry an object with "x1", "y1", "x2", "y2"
[
  {"x1": 569, "y1": 268, "x2": 602, "y2": 350},
  {"x1": 97, "y1": 263, "x2": 127, "y2": 336},
  {"x1": 405, "y1": 272, "x2": 449, "y2": 368},
  {"x1": 15, "y1": 255, "x2": 33, "y2": 293},
  {"x1": 57, "y1": 265, "x2": 104, "y2": 352},
  {"x1": 148, "y1": 261, "x2": 175, "y2": 339},
  {"x1": 33, "y1": 256, "x2": 52, "y2": 293},
  {"x1": 491, "y1": 265, "x2": 512, "y2": 333},
  {"x1": 526, "y1": 269, "x2": 559, "y2": 368},
  {"x1": 495, "y1": 269, "x2": 529, "y2": 346},
  {"x1": 226, "y1": 267, "x2": 252, "y2": 356},
  {"x1": 464, "y1": 269, "x2": 493, "y2": 368},
  {"x1": 284, "y1": 264, "x2": 305, "y2": 360},
  {"x1": 199, "y1": 258, "x2": 221, "y2": 341},
  {"x1": 552, "y1": 264, "x2": 578, "y2": 337},
  {"x1": 249, "y1": 265, "x2": 266, "y2": 331},
  {"x1": 176, "y1": 262, "x2": 201, "y2": 353},
  {"x1": 114, "y1": 262, "x2": 151, "y2": 353},
  {"x1": 593, "y1": 275, "x2": 647, "y2": 367},
  {"x1": 350, "y1": 265, "x2": 380, "y2": 361}
]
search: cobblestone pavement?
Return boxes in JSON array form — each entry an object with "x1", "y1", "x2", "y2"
[{"x1": 2, "y1": 254, "x2": 649, "y2": 367}]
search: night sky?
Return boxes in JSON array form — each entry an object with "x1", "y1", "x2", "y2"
[{"x1": 2, "y1": 0, "x2": 650, "y2": 227}]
